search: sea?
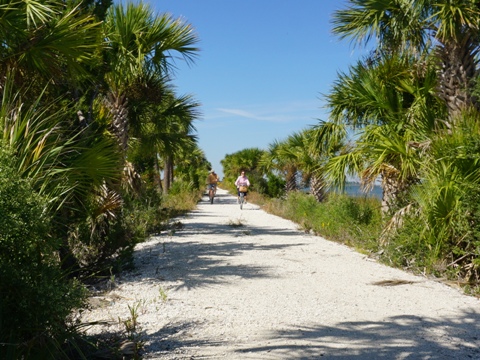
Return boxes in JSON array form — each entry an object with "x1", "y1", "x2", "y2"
[
  {"x1": 306, "y1": 182, "x2": 383, "y2": 200},
  {"x1": 335, "y1": 182, "x2": 383, "y2": 200}
]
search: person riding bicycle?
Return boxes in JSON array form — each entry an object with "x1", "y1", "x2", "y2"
[
  {"x1": 234, "y1": 171, "x2": 250, "y2": 203},
  {"x1": 207, "y1": 169, "x2": 219, "y2": 193}
]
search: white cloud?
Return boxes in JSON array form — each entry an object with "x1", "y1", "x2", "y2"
[{"x1": 214, "y1": 100, "x2": 323, "y2": 123}]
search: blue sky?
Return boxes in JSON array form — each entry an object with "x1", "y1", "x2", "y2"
[{"x1": 148, "y1": 0, "x2": 369, "y2": 179}]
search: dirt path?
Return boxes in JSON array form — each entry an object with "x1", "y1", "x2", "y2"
[{"x1": 83, "y1": 188, "x2": 480, "y2": 359}]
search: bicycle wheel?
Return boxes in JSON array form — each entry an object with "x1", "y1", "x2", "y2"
[
  {"x1": 209, "y1": 190, "x2": 214, "y2": 204},
  {"x1": 239, "y1": 192, "x2": 244, "y2": 209}
]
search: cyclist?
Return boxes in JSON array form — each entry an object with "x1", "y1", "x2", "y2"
[
  {"x1": 234, "y1": 171, "x2": 250, "y2": 203},
  {"x1": 207, "y1": 170, "x2": 219, "y2": 200}
]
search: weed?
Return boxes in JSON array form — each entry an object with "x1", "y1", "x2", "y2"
[
  {"x1": 122, "y1": 301, "x2": 143, "y2": 336},
  {"x1": 122, "y1": 300, "x2": 147, "y2": 356},
  {"x1": 158, "y1": 286, "x2": 168, "y2": 302}
]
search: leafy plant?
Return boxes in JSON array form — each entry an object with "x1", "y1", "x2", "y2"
[{"x1": 0, "y1": 146, "x2": 87, "y2": 358}]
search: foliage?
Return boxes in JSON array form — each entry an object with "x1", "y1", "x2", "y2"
[
  {"x1": 0, "y1": 146, "x2": 86, "y2": 358},
  {"x1": 263, "y1": 190, "x2": 382, "y2": 251},
  {"x1": 261, "y1": 172, "x2": 286, "y2": 198},
  {"x1": 163, "y1": 180, "x2": 204, "y2": 211},
  {"x1": 383, "y1": 114, "x2": 480, "y2": 287},
  {"x1": 0, "y1": 0, "x2": 205, "y2": 356},
  {"x1": 221, "y1": 147, "x2": 266, "y2": 189},
  {"x1": 67, "y1": 207, "x2": 136, "y2": 276}
]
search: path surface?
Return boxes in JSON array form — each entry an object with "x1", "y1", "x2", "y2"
[{"x1": 83, "y1": 188, "x2": 480, "y2": 359}]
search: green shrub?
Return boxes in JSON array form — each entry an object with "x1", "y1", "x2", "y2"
[
  {"x1": 264, "y1": 191, "x2": 383, "y2": 252},
  {"x1": 0, "y1": 147, "x2": 86, "y2": 358},
  {"x1": 380, "y1": 214, "x2": 432, "y2": 271}
]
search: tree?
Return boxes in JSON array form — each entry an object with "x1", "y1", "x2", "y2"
[
  {"x1": 332, "y1": 0, "x2": 480, "y2": 120},
  {"x1": 0, "y1": 0, "x2": 101, "y2": 95},
  {"x1": 261, "y1": 139, "x2": 299, "y2": 193},
  {"x1": 174, "y1": 145, "x2": 210, "y2": 190},
  {"x1": 321, "y1": 52, "x2": 445, "y2": 214},
  {"x1": 102, "y1": 2, "x2": 199, "y2": 155},
  {"x1": 261, "y1": 129, "x2": 331, "y2": 200},
  {"x1": 221, "y1": 148, "x2": 265, "y2": 190},
  {"x1": 133, "y1": 89, "x2": 201, "y2": 193},
  {"x1": 291, "y1": 129, "x2": 332, "y2": 202}
]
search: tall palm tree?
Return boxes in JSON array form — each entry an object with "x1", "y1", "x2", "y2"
[
  {"x1": 332, "y1": 0, "x2": 480, "y2": 120},
  {"x1": 102, "y1": 2, "x2": 199, "y2": 154}
]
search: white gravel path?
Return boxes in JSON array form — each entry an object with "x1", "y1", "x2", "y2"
[{"x1": 82, "y1": 188, "x2": 480, "y2": 359}]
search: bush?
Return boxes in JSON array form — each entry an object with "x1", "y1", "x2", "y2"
[
  {"x1": 163, "y1": 180, "x2": 203, "y2": 211},
  {"x1": 0, "y1": 147, "x2": 86, "y2": 358}
]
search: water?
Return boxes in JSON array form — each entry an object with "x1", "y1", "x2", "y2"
[
  {"x1": 330, "y1": 183, "x2": 382, "y2": 200},
  {"x1": 303, "y1": 183, "x2": 382, "y2": 200}
]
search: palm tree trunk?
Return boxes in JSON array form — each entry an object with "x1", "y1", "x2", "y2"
[
  {"x1": 163, "y1": 155, "x2": 173, "y2": 194},
  {"x1": 154, "y1": 155, "x2": 163, "y2": 193},
  {"x1": 285, "y1": 166, "x2": 298, "y2": 193},
  {"x1": 310, "y1": 175, "x2": 326, "y2": 202},
  {"x1": 436, "y1": 31, "x2": 479, "y2": 120},
  {"x1": 106, "y1": 91, "x2": 129, "y2": 153},
  {"x1": 168, "y1": 159, "x2": 174, "y2": 188},
  {"x1": 380, "y1": 170, "x2": 415, "y2": 215}
]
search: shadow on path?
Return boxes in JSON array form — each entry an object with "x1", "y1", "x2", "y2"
[
  {"x1": 145, "y1": 311, "x2": 480, "y2": 359},
  {"x1": 235, "y1": 310, "x2": 480, "y2": 359},
  {"x1": 199, "y1": 192, "x2": 259, "y2": 207},
  {"x1": 128, "y1": 236, "x2": 305, "y2": 290}
]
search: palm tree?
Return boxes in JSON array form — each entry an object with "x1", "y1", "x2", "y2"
[
  {"x1": 0, "y1": 76, "x2": 121, "y2": 208},
  {"x1": 222, "y1": 148, "x2": 265, "y2": 188},
  {"x1": 321, "y1": 52, "x2": 445, "y2": 214},
  {"x1": 261, "y1": 139, "x2": 299, "y2": 193},
  {"x1": 135, "y1": 89, "x2": 201, "y2": 193},
  {"x1": 174, "y1": 145, "x2": 210, "y2": 189},
  {"x1": 332, "y1": 0, "x2": 480, "y2": 120},
  {"x1": 293, "y1": 129, "x2": 334, "y2": 202},
  {"x1": 102, "y1": 2, "x2": 199, "y2": 154},
  {"x1": 0, "y1": 1, "x2": 101, "y2": 92}
]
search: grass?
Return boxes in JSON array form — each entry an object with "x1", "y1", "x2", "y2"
[{"x1": 222, "y1": 185, "x2": 383, "y2": 256}]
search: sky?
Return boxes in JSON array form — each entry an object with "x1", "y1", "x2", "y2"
[{"x1": 146, "y1": 0, "x2": 370, "y2": 179}]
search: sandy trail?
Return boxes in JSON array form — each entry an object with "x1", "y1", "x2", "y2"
[{"x1": 83, "y1": 188, "x2": 480, "y2": 359}]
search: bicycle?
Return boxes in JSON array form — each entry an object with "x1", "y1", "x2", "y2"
[
  {"x1": 208, "y1": 185, "x2": 216, "y2": 204},
  {"x1": 238, "y1": 185, "x2": 248, "y2": 209}
]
